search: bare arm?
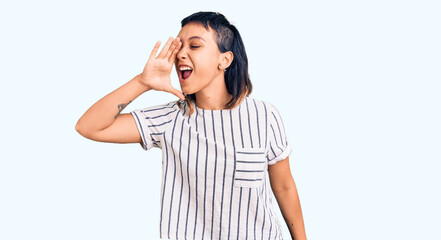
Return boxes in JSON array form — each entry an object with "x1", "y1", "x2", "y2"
[
  {"x1": 75, "y1": 36, "x2": 184, "y2": 142},
  {"x1": 268, "y1": 156, "x2": 307, "y2": 240},
  {"x1": 75, "y1": 74, "x2": 150, "y2": 135}
]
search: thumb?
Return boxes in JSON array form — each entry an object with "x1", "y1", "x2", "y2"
[{"x1": 167, "y1": 87, "x2": 185, "y2": 100}]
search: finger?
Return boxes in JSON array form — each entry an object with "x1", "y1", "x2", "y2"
[
  {"x1": 165, "y1": 37, "x2": 180, "y2": 60},
  {"x1": 168, "y1": 87, "x2": 185, "y2": 100},
  {"x1": 168, "y1": 39, "x2": 182, "y2": 63},
  {"x1": 157, "y1": 36, "x2": 174, "y2": 58},
  {"x1": 149, "y1": 40, "x2": 161, "y2": 59}
]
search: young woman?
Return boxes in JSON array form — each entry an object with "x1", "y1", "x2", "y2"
[{"x1": 76, "y1": 11, "x2": 306, "y2": 240}]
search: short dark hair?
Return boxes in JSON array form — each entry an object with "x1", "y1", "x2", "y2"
[{"x1": 177, "y1": 11, "x2": 252, "y2": 114}]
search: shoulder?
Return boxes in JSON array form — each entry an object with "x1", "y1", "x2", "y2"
[
  {"x1": 132, "y1": 100, "x2": 182, "y2": 121},
  {"x1": 248, "y1": 97, "x2": 288, "y2": 125},
  {"x1": 138, "y1": 100, "x2": 179, "y2": 112},
  {"x1": 246, "y1": 96, "x2": 276, "y2": 112}
]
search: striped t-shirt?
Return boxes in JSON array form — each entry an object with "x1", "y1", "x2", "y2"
[{"x1": 130, "y1": 96, "x2": 292, "y2": 240}]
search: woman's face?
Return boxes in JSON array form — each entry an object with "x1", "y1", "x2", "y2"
[{"x1": 174, "y1": 22, "x2": 225, "y2": 95}]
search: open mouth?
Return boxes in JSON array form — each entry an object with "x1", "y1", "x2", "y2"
[
  {"x1": 181, "y1": 70, "x2": 192, "y2": 80},
  {"x1": 179, "y1": 65, "x2": 193, "y2": 81}
]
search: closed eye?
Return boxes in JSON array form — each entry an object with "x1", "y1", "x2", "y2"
[{"x1": 190, "y1": 46, "x2": 200, "y2": 49}]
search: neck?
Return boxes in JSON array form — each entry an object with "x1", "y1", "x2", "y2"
[{"x1": 194, "y1": 76, "x2": 232, "y2": 110}]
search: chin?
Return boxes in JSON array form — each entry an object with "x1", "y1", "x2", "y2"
[
  {"x1": 181, "y1": 86, "x2": 198, "y2": 96},
  {"x1": 181, "y1": 88, "x2": 192, "y2": 95}
]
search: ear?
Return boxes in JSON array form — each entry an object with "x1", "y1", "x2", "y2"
[{"x1": 218, "y1": 51, "x2": 234, "y2": 70}]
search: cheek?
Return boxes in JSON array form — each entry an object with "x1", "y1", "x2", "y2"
[
  {"x1": 197, "y1": 50, "x2": 219, "y2": 68},
  {"x1": 196, "y1": 59, "x2": 218, "y2": 74}
]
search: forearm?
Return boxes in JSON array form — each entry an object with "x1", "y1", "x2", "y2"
[
  {"x1": 273, "y1": 185, "x2": 307, "y2": 240},
  {"x1": 75, "y1": 74, "x2": 151, "y2": 134}
]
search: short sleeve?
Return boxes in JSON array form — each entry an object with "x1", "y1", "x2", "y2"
[
  {"x1": 266, "y1": 103, "x2": 292, "y2": 165},
  {"x1": 130, "y1": 101, "x2": 178, "y2": 151}
]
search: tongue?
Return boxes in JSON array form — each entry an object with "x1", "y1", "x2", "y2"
[{"x1": 183, "y1": 70, "x2": 192, "y2": 79}]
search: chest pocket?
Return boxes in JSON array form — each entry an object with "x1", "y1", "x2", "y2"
[{"x1": 233, "y1": 147, "x2": 267, "y2": 188}]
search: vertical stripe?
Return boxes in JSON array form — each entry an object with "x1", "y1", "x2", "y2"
[
  {"x1": 160, "y1": 132, "x2": 167, "y2": 236},
  {"x1": 228, "y1": 109, "x2": 236, "y2": 240},
  {"x1": 210, "y1": 110, "x2": 218, "y2": 239},
  {"x1": 218, "y1": 110, "x2": 227, "y2": 240},
  {"x1": 270, "y1": 124, "x2": 283, "y2": 152},
  {"x1": 253, "y1": 99, "x2": 261, "y2": 148},
  {"x1": 175, "y1": 117, "x2": 186, "y2": 238},
  {"x1": 237, "y1": 187, "x2": 242, "y2": 240},
  {"x1": 184, "y1": 114, "x2": 192, "y2": 237},
  {"x1": 275, "y1": 107, "x2": 288, "y2": 147},
  {"x1": 269, "y1": 143, "x2": 277, "y2": 161},
  {"x1": 260, "y1": 186, "x2": 266, "y2": 240},
  {"x1": 246, "y1": 188, "x2": 251, "y2": 240},
  {"x1": 246, "y1": 97, "x2": 254, "y2": 148},
  {"x1": 272, "y1": 111, "x2": 285, "y2": 148},
  {"x1": 266, "y1": 177, "x2": 273, "y2": 240},
  {"x1": 254, "y1": 188, "x2": 259, "y2": 240},
  {"x1": 202, "y1": 109, "x2": 208, "y2": 238},
  {"x1": 193, "y1": 109, "x2": 200, "y2": 240}
]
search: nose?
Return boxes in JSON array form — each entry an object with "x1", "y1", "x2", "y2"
[{"x1": 176, "y1": 46, "x2": 186, "y2": 60}]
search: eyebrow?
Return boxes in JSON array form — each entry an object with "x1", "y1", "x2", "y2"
[{"x1": 186, "y1": 36, "x2": 205, "y2": 42}]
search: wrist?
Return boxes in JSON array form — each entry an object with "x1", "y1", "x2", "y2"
[{"x1": 132, "y1": 74, "x2": 151, "y2": 92}]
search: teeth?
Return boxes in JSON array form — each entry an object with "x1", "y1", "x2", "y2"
[{"x1": 179, "y1": 66, "x2": 193, "y2": 71}]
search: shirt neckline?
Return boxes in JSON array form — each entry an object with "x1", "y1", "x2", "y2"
[{"x1": 190, "y1": 96, "x2": 248, "y2": 113}]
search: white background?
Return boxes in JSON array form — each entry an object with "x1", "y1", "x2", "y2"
[{"x1": 1, "y1": 0, "x2": 440, "y2": 239}]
